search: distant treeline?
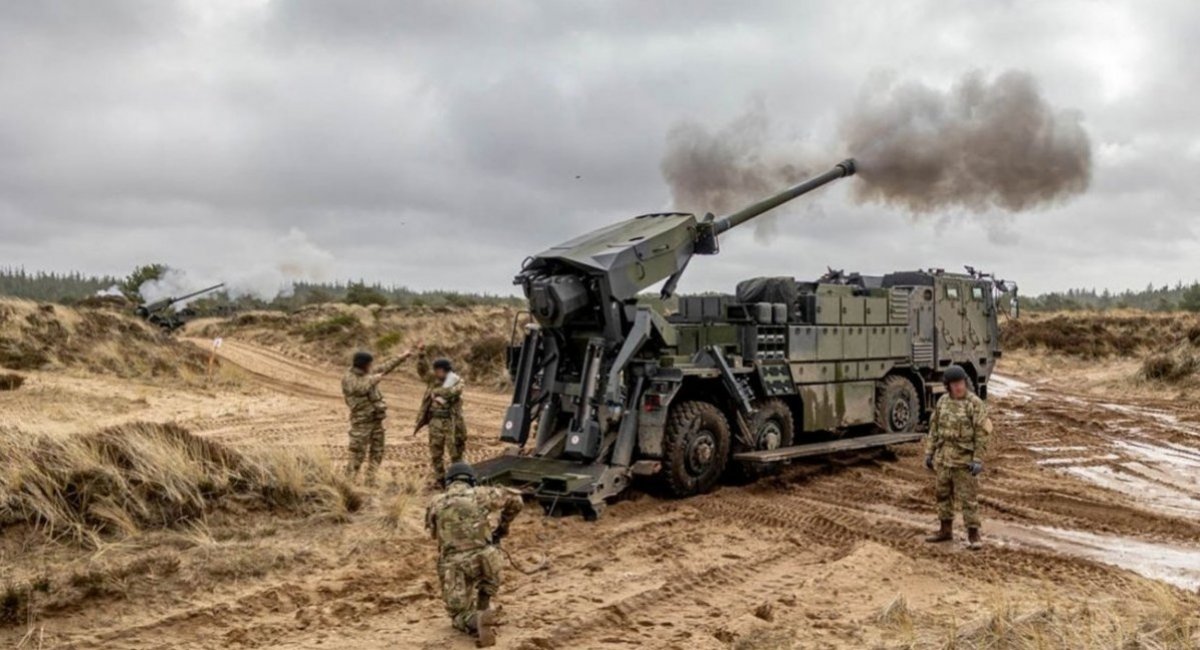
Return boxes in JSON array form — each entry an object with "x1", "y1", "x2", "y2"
[
  {"x1": 3, "y1": 266, "x2": 1200, "y2": 313},
  {"x1": 0, "y1": 267, "x2": 522, "y2": 310},
  {"x1": 282, "y1": 281, "x2": 524, "y2": 309},
  {"x1": 0, "y1": 268, "x2": 120, "y2": 301},
  {"x1": 1022, "y1": 283, "x2": 1200, "y2": 312}
]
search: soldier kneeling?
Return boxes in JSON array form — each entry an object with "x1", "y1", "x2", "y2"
[{"x1": 425, "y1": 462, "x2": 523, "y2": 647}]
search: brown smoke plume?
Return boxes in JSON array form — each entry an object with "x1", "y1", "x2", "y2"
[
  {"x1": 660, "y1": 102, "x2": 820, "y2": 241},
  {"x1": 661, "y1": 70, "x2": 1092, "y2": 218},
  {"x1": 660, "y1": 102, "x2": 815, "y2": 217},
  {"x1": 845, "y1": 70, "x2": 1091, "y2": 212}
]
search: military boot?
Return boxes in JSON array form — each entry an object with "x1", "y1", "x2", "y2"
[
  {"x1": 966, "y1": 527, "x2": 982, "y2": 550},
  {"x1": 474, "y1": 610, "x2": 496, "y2": 648},
  {"x1": 924, "y1": 519, "x2": 953, "y2": 543}
]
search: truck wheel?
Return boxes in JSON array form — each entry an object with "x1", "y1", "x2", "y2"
[
  {"x1": 730, "y1": 399, "x2": 795, "y2": 481},
  {"x1": 661, "y1": 401, "x2": 731, "y2": 497},
  {"x1": 876, "y1": 376, "x2": 919, "y2": 433}
]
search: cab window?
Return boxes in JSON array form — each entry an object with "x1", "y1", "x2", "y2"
[
  {"x1": 945, "y1": 285, "x2": 959, "y2": 299},
  {"x1": 971, "y1": 286, "x2": 984, "y2": 300}
]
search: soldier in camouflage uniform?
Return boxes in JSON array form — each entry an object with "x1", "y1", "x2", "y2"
[
  {"x1": 415, "y1": 345, "x2": 468, "y2": 486},
  {"x1": 341, "y1": 348, "x2": 413, "y2": 486},
  {"x1": 924, "y1": 364, "x2": 993, "y2": 550},
  {"x1": 426, "y1": 461, "x2": 523, "y2": 647}
]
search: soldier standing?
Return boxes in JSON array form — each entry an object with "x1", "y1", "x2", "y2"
[
  {"x1": 924, "y1": 364, "x2": 993, "y2": 550},
  {"x1": 426, "y1": 462, "x2": 523, "y2": 647},
  {"x1": 341, "y1": 348, "x2": 413, "y2": 486},
  {"x1": 415, "y1": 344, "x2": 468, "y2": 487}
]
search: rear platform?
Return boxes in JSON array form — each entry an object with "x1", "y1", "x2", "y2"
[
  {"x1": 477, "y1": 432, "x2": 925, "y2": 519},
  {"x1": 733, "y1": 432, "x2": 925, "y2": 464}
]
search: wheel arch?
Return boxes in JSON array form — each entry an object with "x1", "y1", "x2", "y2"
[
  {"x1": 658, "y1": 398, "x2": 733, "y2": 497},
  {"x1": 638, "y1": 375, "x2": 737, "y2": 459},
  {"x1": 671, "y1": 375, "x2": 741, "y2": 430},
  {"x1": 884, "y1": 368, "x2": 927, "y2": 414}
]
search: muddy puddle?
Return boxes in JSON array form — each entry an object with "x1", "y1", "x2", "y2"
[
  {"x1": 1000, "y1": 374, "x2": 1200, "y2": 520},
  {"x1": 1016, "y1": 525, "x2": 1200, "y2": 591}
]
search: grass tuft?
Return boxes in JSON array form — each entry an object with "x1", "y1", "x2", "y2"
[
  {"x1": 0, "y1": 422, "x2": 359, "y2": 548},
  {"x1": 375, "y1": 331, "x2": 403, "y2": 353},
  {"x1": 378, "y1": 472, "x2": 423, "y2": 533},
  {"x1": 1140, "y1": 351, "x2": 1198, "y2": 383}
]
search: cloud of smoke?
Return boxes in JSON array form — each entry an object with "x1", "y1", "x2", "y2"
[
  {"x1": 661, "y1": 101, "x2": 814, "y2": 216},
  {"x1": 844, "y1": 70, "x2": 1091, "y2": 212},
  {"x1": 660, "y1": 100, "x2": 820, "y2": 241},
  {"x1": 138, "y1": 228, "x2": 335, "y2": 307},
  {"x1": 660, "y1": 70, "x2": 1092, "y2": 223}
]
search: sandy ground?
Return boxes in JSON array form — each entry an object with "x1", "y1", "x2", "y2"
[{"x1": 3, "y1": 337, "x2": 1199, "y2": 649}]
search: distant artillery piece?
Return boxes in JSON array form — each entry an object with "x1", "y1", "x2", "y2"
[{"x1": 134, "y1": 284, "x2": 224, "y2": 333}]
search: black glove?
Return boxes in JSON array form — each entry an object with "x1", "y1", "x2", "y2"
[
  {"x1": 924, "y1": 455, "x2": 934, "y2": 471},
  {"x1": 968, "y1": 461, "x2": 983, "y2": 476},
  {"x1": 491, "y1": 523, "x2": 509, "y2": 544}
]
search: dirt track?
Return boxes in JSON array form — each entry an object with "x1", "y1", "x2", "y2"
[{"x1": 3, "y1": 339, "x2": 1199, "y2": 649}]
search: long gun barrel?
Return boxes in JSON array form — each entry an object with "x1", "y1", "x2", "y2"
[
  {"x1": 139, "y1": 283, "x2": 225, "y2": 315},
  {"x1": 517, "y1": 157, "x2": 858, "y2": 317},
  {"x1": 712, "y1": 158, "x2": 856, "y2": 235},
  {"x1": 172, "y1": 283, "x2": 225, "y2": 304}
]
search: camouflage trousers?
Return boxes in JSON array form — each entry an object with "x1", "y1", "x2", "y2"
[
  {"x1": 347, "y1": 422, "x2": 385, "y2": 484},
  {"x1": 429, "y1": 415, "x2": 467, "y2": 481},
  {"x1": 935, "y1": 466, "x2": 981, "y2": 528},
  {"x1": 439, "y1": 546, "x2": 502, "y2": 633}
]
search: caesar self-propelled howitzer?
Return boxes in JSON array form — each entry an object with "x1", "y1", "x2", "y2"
[{"x1": 476, "y1": 159, "x2": 1015, "y2": 518}]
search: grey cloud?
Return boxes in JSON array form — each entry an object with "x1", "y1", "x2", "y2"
[{"x1": 0, "y1": 0, "x2": 1198, "y2": 297}]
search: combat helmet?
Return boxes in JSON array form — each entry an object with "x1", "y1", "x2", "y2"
[
  {"x1": 942, "y1": 364, "x2": 969, "y2": 386},
  {"x1": 445, "y1": 461, "x2": 477, "y2": 486},
  {"x1": 352, "y1": 351, "x2": 374, "y2": 370}
]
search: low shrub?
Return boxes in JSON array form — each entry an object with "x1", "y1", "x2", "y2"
[
  {"x1": 376, "y1": 331, "x2": 403, "y2": 353},
  {"x1": 1140, "y1": 352, "x2": 1198, "y2": 383},
  {"x1": 0, "y1": 372, "x2": 24, "y2": 391}
]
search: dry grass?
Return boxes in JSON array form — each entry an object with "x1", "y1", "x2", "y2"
[
  {"x1": 0, "y1": 299, "x2": 211, "y2": 379},
  {"x1": 0, "y1": 422, "x2": 361, "y2": 548},
  {"x1": 378, "y1": 471, "x2": 424, "y2": 534},
  {"x1": 0, "y1": 578, "x2": 50, "y2": 627},
  {"x1": 195, "y1": 303, "x2": 520, "y2": 388},
  {"x1": 878, "y1": 595, "x2": 914, "y2": 627},
  {"x1": 731, "y1": 625, "x2": 797, "y2": 650},
  {"x1": 1000, "y1": 311, "x2": 1200, "y2": 394},
  {"x1": 1140, "y1": 350, "x2": 1199, "y2": 383},
  {"x1": 877, "y1": 581, "x2": 1200, "y2": 650},
  {"x1": 1002, "y1": 311, "x2": 1200, "y2": 359}
]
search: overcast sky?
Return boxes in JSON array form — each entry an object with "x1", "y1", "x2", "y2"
[{"x1": 1, "y1": 0, "x2": 1197, "y2": 296}]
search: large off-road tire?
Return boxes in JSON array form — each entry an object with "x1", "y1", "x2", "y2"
[
  {"x1": 876, "y1": 375, "x2": 919, "y2": 433},
  {"x1": 661, "y1": 401, "x2": 731, "y2": 497},
  {"x1": 729, "y1": 399, "x2": 795, "y2": 481}
]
